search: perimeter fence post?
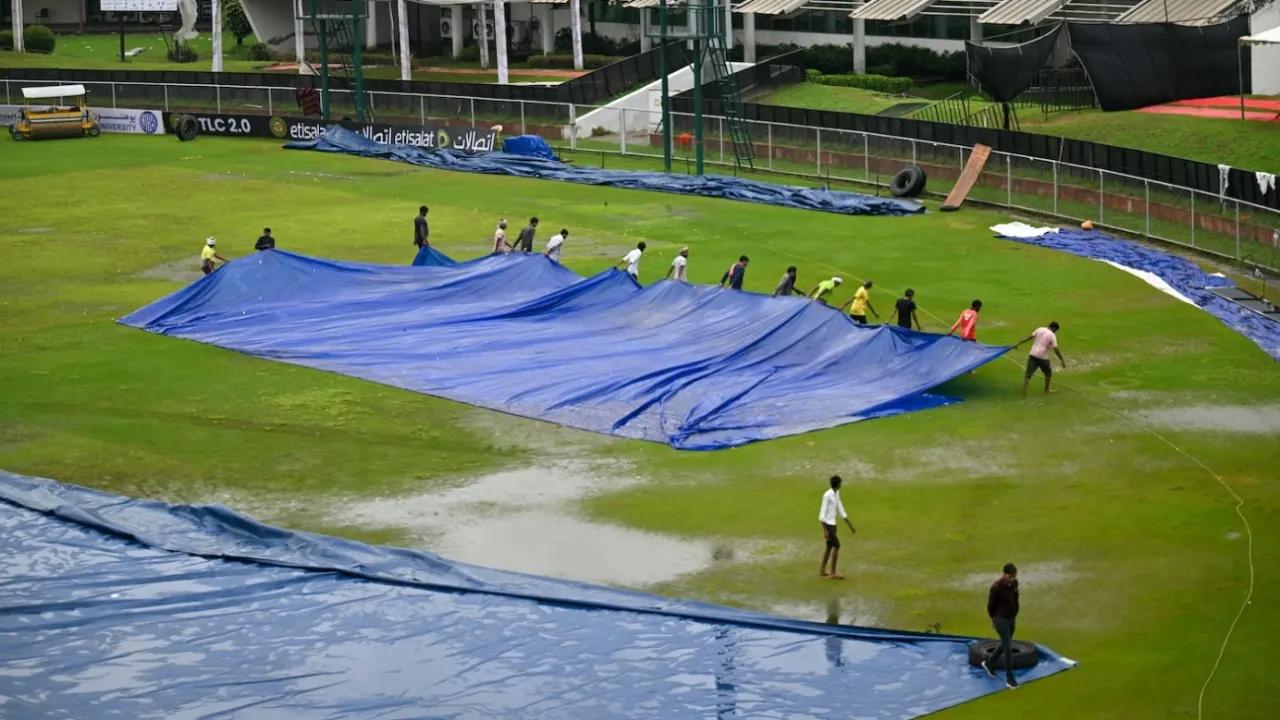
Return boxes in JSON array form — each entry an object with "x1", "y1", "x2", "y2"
[
  {"x1": 622, "y1": 108, "x2": 628, "y2": 155},
  {"x1": 569, "y1": 103, "x2": 577, "y2": 151},
  {"x1": 164, "y1": 84, "x2": 169, "y2": 112},
  {"x1": 1098, "y1": 171, "x2": 1105, "y2": 224},
  {"x1": 267, "y1": 88, "x2": 273, "y2": 116},
  {"x1": 1052, "y1": 161, "x2": 1059, "y2": 215},
  {"x1": 1145, "y1": 181, "x2": 1151, "y2": 238},
  {"x1": 420, "y1": 95, "x2": 426, "y2": 125},
  {"x1": 816, "y1": 128, "x2": 822, "y2": 175},
  {"x1": 111, "y1": 83, "x2": 117, "y2": 108},
  {"x1": 767, "y1": 123, "x2": 773, "y2": 170},
  {"x1": 1235, "y1": 201, "x2": 1241, "y2": 261},
  {"x1": 718, "y1": 116, "x2": 723, "y2": 165},
  {"x1": 4, "y1": 80, "x2": 8, "y2": 105},
  {"x1": 1005, "y1": 154, "x2": 1011, "y2": 208},
  {"x1": 1191, "y1": 189, "x2": 1197, "y2": 248},
  {"x1": 520, "y1": 101, "x2": 526, "y2": 135},
  {"x1": 216, "y1": 85, "x2": 222, "y2": 113},
  {"x1": 470, "y1": 98, "x2": 475, "y2": 127},
  {"x1": 863, "y1": 133, "x2": 868, "y2": 180}
]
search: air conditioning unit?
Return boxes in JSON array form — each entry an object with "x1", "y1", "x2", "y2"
[
  {"x1": 472, "y1": 19, "x2": 496, "y2": 38},
  {"x1": 439, "y1": 9, "x2": 468, "y2": 39},
  {"x1": 510, "y1": 21, "x2": 528, "y2": 44}
]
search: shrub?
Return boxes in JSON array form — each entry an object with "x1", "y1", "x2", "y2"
[
  {"x1": 224, "y1": 0, "x2": 254, "y2": 46},
  {"x1": 802, "y1": 44, "x2": 851, "y2": 76},
  {"x1": 247, "y1": 42, "x2": 271, "y2": 61},
  {"x1": 0, "y1": 30, "x2": 12, "y2": 51},
  {"x1": 811, "y1": 72, "x2": 913, "y2": 94},
  {"x1": 865, "y1": 43, "x2": 965, "y2": 81},
  {"x1": 805, "y1": 68, "x2": 821, "y2": 82},
  {"x1": 553, "y1": 29, "x2": 625, "y2": 56},
  {"x1": 24, "y1": 25, "x2": 56, "y2": 54},
  {"x1": 526, "y1": 53, "x2": 614, "y2": 70}
]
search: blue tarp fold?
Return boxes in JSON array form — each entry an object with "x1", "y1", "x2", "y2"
[
  {"x1": 120, "y1": 251, "x2": 1009, "y2": 449},
  {"x1": 286, "y1": 127, "x2": 924, "y2": 217},
  {"x1": 997, "y1": 228, "x2": 1279, "y2": 360},
  {"x1": 0, "y1": 470, "x2": 1073, "y2": 719}
]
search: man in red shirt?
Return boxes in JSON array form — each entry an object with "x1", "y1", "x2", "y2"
[{"x1": 947, "y1": 299, "x2": 982, "y2": 341}]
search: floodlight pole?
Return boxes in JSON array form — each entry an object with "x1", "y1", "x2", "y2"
[
  {"x1": 313, "y1": 0, "x2": 331, "y2": 121},
  {"x1": 119, "y1": 17, "x2": 126, "y2": 63},
  {"x1": 352, "y1": 2, "x2": 365, "y2": 121},
  {"x1": 659, "y1": 0, "x2": 671, "y2": 173},
  {"x1": 1237, "y1": 41, "x2": 1245, "y2": 121},
  {"x1": 692, "y1": 0, "x2": 704, "y2": 175}
]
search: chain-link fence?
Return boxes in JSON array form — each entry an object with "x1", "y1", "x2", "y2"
[{"x1": 5, "y1": 77, "x2": 1277, "y2": 274}]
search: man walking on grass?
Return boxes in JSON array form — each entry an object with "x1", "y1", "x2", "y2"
[
  {"x1": 720, "y1": 255, "x2": 749, "y2": 290},
  {"x1": 617, "y1": 241, "x2": 646, "y2": 280},
  {"x1": 983, "y1": 563, "x2": 1021, "y2": 689},
  {"x1": 666, "y1": 246, "x2": 690, "y2": 282},
  {"x1": 887, "y1": 288, "x2": 921, "y2": 330},
  {"x1": 818, "y1": 475, "x2": 856, "y2": 580},
  {"x1": 413, "y1": 205, "x2": 429, "y2": 249},
  {"x1": 773, "y1": 266, "x2": 798, "y2": 297},
  {"x1": 544, "y1": 228, "x2": 568, "y2": 263},
  {"x1": 840, "y1": 279, "x2": 878, "y2": 324},
  {"x1": 516, "y1": 216, "x2": 539, "y2": 253},
  {"x1": 947, "y1": 299, "x2": 982, "y2": 341},
  {"x1": 200, "y1": 237, "x2": 228, "y2": 275},
  {"x1": 809, "y1": 276, "x2": 842, "y2": 303},
  {"x1": 1015, "y1": 321, "x2": 1066, "y2": 395}
]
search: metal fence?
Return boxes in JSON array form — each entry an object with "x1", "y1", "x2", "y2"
[{"x1": 4, "y1": 76, "x2": 1277, "y2": 274}]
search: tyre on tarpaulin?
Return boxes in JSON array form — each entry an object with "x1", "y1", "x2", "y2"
[
  {"x1": 968, "y1": 639, "x2": 1040, "y2": 669},
  {"x1": 176, "y1": 115, "x2": 199, "y2": 142},
  {"x1": 890, "y1": 165, "x2": 927, "y2": 198}
]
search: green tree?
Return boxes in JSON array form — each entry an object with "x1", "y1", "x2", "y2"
[{"x1": 224, "y1": 0, "x2": 254, "y2": 46}]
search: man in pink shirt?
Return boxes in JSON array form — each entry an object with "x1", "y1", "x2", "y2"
[
  {"x1": 1015, "y1": 321, "x2": 1066, "y2": 395},
  {"x1": 947, "y1": 299, "x2": 982, "y2": 341}
]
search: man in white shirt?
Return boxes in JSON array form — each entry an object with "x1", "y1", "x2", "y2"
[
  {"x1": 665, "y1": 246, "x2": 689, "y2": 282},
  {"x1": 492, "y1": 219, "x2": 511, "y2": 254},
  {"x1": 818, "y1": 475, "x2": 856, "y2": 580},
  {"x1": 544, "y1": 228, "x2": 568, "y2": 263},
  {"x1": 1014, "y1": 321, "x2": 1066, "y2": 396},
  {"x1": 615, "y1": 241, "x2": 646, "y2": 281}
]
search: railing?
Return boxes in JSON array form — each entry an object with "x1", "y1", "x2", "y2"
[{"x1": 3, "y1": 76, "x2": 1276, "y2": 274}]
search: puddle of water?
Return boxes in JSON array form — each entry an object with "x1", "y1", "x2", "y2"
[
  {"x1": 767, "y1": 596, "x2": 884, "y2": 628},
  {"x1": 945, "y1": 560, "x2": 1080, "y2": 593},
  {"x1": 334, "y1": 462, "x2": 727, "y2": 587},
  {"x1": 16, "y1": 227, "x2": 53, "y2": 234},
  {"x1": 136, "y1": 258, "x2": 204, "y2": 284},
  {"x1": 1142, "y1": 404, "x2": 1280, "y2": 435}
]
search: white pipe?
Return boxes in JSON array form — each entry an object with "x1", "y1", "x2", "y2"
[
  {"x1": 451, "y1": 7, "x2": 464, "y2": 58},
  {"x1": 494, "y1": 0, "x2": 508, "y2": 84},
  {"x1": 397, "y1": 0, "x2": 411, "y2": 80},
  {"x1": 12, "y1": 0, "x2": 23, "y2": 53},
  {"x1": 212, "y1": 0, "x2": 223, "y2": 72},
  {"x1": 744, "y1": 13, "x2": 755, "y2": 63},
  {"x1": 852, "y1": 19, "x2": 866, "y2": 74},
  {"x1": 477, "y1": 3, "x2": 489, "y2": 70},
  {"x1": 294, "y1": 0, "x2": 308, "y2": 74},
  {"x1": 539, "y1": 5, "x2": 553, "y2": 55},
  {"x1": 570, "y1": 0, "x2": 584, "y2": 70}
]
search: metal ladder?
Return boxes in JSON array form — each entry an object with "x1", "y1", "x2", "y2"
[
  {"x1": 307, "y1": 1, "x2": 372, "y2": 123},
  {"x1": 702, "y1": 2, "x2": 754, "y2": 171}
]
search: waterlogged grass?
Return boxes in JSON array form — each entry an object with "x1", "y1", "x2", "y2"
[{"x1": 0, "y1": 135, "x2": 1277, "y2": 719}]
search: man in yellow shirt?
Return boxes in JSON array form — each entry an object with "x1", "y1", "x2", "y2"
[
  {"x1": 200, "y1": 237, "x2": 228, "y2": 275},
  {"x1": 808, "y1": 276, "x2": 842, "y2": 304},
  {"x1": 840, "y1": 279, "x2": 879, "y2": 324}
]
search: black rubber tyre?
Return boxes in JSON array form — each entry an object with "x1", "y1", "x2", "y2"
[
  {"x1": 968, "y1": 639, "x2": 1039, "y2": 670},
  {"x1": 87, "y1": 125, "x2": 100, "y2": 137},
  {"x1": 176, "y1": 115, "x2": 199, "y2": 142},
  {"x1": 890, "y1": 165, "x2": 927, "y2": 198}
]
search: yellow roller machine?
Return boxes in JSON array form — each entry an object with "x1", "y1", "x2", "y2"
[{"x1": 9, "y1": 85, "x2": 100, "y2": 141}]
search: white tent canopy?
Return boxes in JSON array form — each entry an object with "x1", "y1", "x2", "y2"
[
  {"x1": 22, "y1": 85, "x2": 87, "y2": 100},
  {"x1": 1240, "y1": 25, "x2": 1280, "y2": 45}
]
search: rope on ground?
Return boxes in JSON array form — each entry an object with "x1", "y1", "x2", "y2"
[{"x1": 755, "y1": 240, "x2": 1256, "y2": 718}]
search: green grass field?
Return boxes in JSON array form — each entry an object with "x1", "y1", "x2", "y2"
[
  {"x1": 755, "y1": 81, "x2": 1280, "y2": 171},
  {"x1": 1, "y1": 134, "x2": 1277, "y2": 718}
]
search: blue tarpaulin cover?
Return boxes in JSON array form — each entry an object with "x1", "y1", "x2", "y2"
[
  {"x1": 286, "y1": 127, "x2": 925, "y2": 217},
  {"x1": 503, "y1": 133, "x2": 558, "y2": 160},
  {"x1": 120, "y1": 251, "x2": 1009, "y2": 449},
  {"x1": 998, "y1": 228, "x2": 1280, "y2": 360},
  {"x1": 0, "y1": 470, "x2": 1074, "y2": 719},
  {"x1": 412, "y1": 243, "x2": 455, "y2": 266}
]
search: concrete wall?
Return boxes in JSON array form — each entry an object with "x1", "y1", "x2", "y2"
[
  {"x1": 573, "y1": 61, "x2": 752, "y2": 137},
  {"x1": 1252, "y1": 3, "x2": 1280, "y2": 95}
]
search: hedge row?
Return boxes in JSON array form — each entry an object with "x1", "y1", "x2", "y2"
[
  {"x1": 0, "y1": 25, "x2": 57, "y2": 54},
  {"x1": 806, "y1": 70, "x2": 913, "y2": 94}
]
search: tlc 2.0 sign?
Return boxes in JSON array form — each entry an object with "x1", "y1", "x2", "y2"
[{"x1": 163, "y1": 112, "x2": 499, "y2": 153}]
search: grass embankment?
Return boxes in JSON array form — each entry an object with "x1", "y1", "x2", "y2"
[
  {"x1": 0, "y1": 135, "x2": 1277, "y2": 718},
  {"x1": 756, "y1": 81, "x2": 1280, "y2": 171},
  {"x1": 0, "y1": 32, "x2": 569, "y2": 84}
]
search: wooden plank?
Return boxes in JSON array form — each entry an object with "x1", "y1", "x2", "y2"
[{"x1": 941, "y1": 143, "x2": 992, "y2": 212}]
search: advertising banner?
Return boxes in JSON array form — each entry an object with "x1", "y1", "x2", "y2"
[
  {"x1": 161, "y1": 112, "x2": 500, "y2": 153},
  {"x1": 2, "y1": 106, "x2": 166, "y2": 135}
]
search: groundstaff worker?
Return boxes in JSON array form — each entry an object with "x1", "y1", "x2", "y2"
[
  {"x1": 413, "y1": 205, "x2": 429, "y2": 249},
  {"x1": 200, "y1": 237, "x2": 228, "y2": 275},
  {"x1": 984, "y1": 563, "x2": 1021, "y2": 689},
  {"x1": 1015, "y1": 321, "x2": 1066, "y2": 395},
  {"x1": 516, "y1": 217, "x2": 539, "y2": 253},
  {"x1": 254, "y1": 227, "x2": 275, "y2": 251},
  {"x1": 818, "y1": 475, "x2": 856, "y2": 580}
]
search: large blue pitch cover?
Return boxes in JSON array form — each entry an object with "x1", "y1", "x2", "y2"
[
  {"x1": 120, "y1": 251, "x2": 1008, "y2": 449},
  {"x1": 0, "y1": 471, "x2": 1074, "y2": 718}
]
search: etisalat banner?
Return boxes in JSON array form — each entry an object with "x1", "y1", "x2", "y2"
[{"x1": 162, "y1": 113, "x2": 500, "y2": 153}]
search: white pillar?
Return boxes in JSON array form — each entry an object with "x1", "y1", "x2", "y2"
[
  {"x1": 477, "y1": 3, "x2": 489, "y2": 69},
  {"x1": 570, "y1": 0, "x2": 583, "y2": 70},
  {"x1": 686, "y1": 2, "x2": 695, "y2": 52},
  {"x1": 640, "y1": 9, "x2": 651, "y2": 53},
  {"x1": 398, "y1": 0, "x2": 411, "y2": 80},
  {"x1": 212, "y1": 0, "x2": 224, "y2": 72},
  {"x1": 969, "y1": 17, "x2": 982, "y2": 45},
  {"x1": 852, "y1": 18, "x2": 866, "y2": 74},
  {"x1": 539, "y1": 5, "x2": 553, "y2": 55},
  {"x1": 494, "y1": 0, "x2": 508, "y2": 83},
  {"x1": 722, "y1": 0, "x2": 731, "y2": 54},
  {"x1": 294, "y1": 0, "x2": 309, "y2": 74},
  {"x1": 11, "y1": 0, "x2": 23, "y2": 53},
  {"x1": 744, "y1": 12, "x2": 755, "y2": 63},
  {"x1": 366, "y1": 1, "x2": 378, "y2": 48},
  {"x1": 451, "y1": 7, "x2": 464, "y2": 58}
]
